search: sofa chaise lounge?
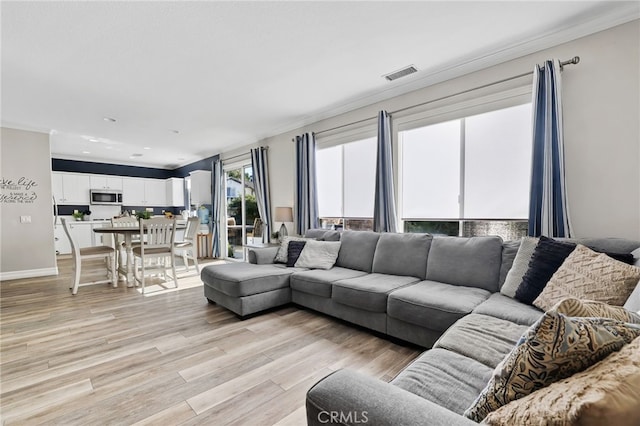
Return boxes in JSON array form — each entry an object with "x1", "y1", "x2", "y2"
[{"x1": 200, "y1": 230, "x2": 640, "y2": 425}]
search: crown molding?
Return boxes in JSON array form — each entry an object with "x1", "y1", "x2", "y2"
[{"x1": 266, "y1": 4, "x2": 640, "y2": 139}]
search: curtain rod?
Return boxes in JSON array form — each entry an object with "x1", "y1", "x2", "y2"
[
  {"x1": 220, "y1": 146, "x2": 268, "y2": 163},
  {"x1": 302, "y1": 56, "x2": 580, "y2": 138}
]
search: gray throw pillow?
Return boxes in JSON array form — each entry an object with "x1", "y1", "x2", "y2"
[
  {"x1": 500, "y1": 237, "x2": 539, "y2": 298},
  {"x1": 295, "y1": 240, "x2": 341, "y2": 270}
]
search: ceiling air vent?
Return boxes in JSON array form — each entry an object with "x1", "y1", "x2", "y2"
[{"x1": 383, "y1": 65, "x2": 418, "y2": 81}]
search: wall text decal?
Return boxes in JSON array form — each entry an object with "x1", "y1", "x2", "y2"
[{"x1": 1, "y1": 177, "x2": 39, "y2": 203}]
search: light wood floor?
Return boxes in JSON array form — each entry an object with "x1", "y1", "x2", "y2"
[{"x1": 0, "y1": 256, "x2": 421, "y2": 425}]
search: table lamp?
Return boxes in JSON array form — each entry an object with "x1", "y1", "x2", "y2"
[{"x1": 275, "y1": 207, "x2": 293, "y2": 239}]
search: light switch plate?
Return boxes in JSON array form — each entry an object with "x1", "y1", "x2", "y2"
[{"x1": 20, "y1": 215, "x2": 32, "y2": 223}]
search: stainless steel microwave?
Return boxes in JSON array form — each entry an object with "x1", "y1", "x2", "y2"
[{"x1": 90, "y1": 189, "x2": 123, "y2": 205}]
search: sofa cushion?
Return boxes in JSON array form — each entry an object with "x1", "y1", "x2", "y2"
[
  {"x1": 332, "y1": 273, "x2": 420, "y2": 313},
  {"x1": 371, "y1": 233, "x2": 432, "y2": 279},
  {"x1": 434, "y1": 314, "x2": 529, "y2": 369},
  {"x1": 290, "y1": 267, "x2": 368, "y2": 298},
  {"x1": 465, "y1": 312, "x2": 640, "y2": 422},
  {"x1": 387, "y1": 281, "x2": 490, "y2": 332},
  {"x1": 483, "y1": 336, "x2": 640, "y2": 426},
  {"x1": 514, "y1": 236, "x2": 576, "y2": 304},
  {"x1": 201, "y1": 263, "x2": 300, "y2": 297},
  {"x1": 472, "y1": 293, "x2": 543, "y2": 326},
  {"x1": 500, "y1": 237, "x2": 539, "y2": 298},
  {"x1": 533, "y1": 244, "x2": 640, "y2": 311},
  {"x1": 392, "y1": 348, "x2": 493, "y2": 415},
  {"x1": 335, "y1": 231, "x2": 380, "y2": 272},
  {"x1": 304, "y1": 228, "x2": 342, "y2": 241},
  {"x1": 426, "y1": 236, "x2": 503, "y2": 292}
]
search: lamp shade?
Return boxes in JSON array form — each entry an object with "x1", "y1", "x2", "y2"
[{"x1": 275, "y1": 207, "x2": 293, "y2": 222}]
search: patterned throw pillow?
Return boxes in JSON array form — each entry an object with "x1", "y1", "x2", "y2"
[
  {"x1": 500, "y1": 237, "x2": 539, "y2": 298},
  {"x1": 550, "y1": 297, "x2": 640, "y2": 324},
  {"x1": 274, "y1": 236, "x2": 310, "y2": 264},
  {"x1": 286, "y1": 240, "x2": 306, "y2": 267},
  {"x1": 483, "y1": 337, "x2": 640, "y2": 426},
  {"x1": 464, "y1": 311, "x2": 640, "y2": 422},
  {"x1": 514, "y1": 236, "x2": 576, "y2": 305},
  {"x1": 533, "y1": 245, "x2": 640, "y2": 312}
]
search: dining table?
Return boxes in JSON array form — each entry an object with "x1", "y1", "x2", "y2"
[{"x1": 94, "y1": 223, "x2": 186, "y2": 287}]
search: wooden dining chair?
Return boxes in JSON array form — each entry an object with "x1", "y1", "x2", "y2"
[
  {"x1": 174, "y1": 217, "x2": 200, "y2": 274},
  {"x1": 133, "y1": 217, "x2": 177, "y2": 294},
  {"x1": 111, "y1": 216, "x2": 139, "y2": 269},
  {"x1": 62, "y1": 218, "x2": 117, "y2": 295}
]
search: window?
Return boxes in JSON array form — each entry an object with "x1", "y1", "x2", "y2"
[
  {"x1": 224, "y1": 163, "x2": 257, "y2": 260},
  {"x1": 400, "y1": 102, "x2": 532, "y2": 240},
  {"x1": 316, "y1": 136, "x2": 377, "y2": 230}
]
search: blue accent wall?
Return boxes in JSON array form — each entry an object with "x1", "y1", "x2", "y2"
[{"x1": 51, "y1": 154, "x2": 219, "y2": 178}]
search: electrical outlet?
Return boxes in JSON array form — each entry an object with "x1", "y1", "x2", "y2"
[
  {"x1": 146, "y1": 208, "x2": 153, "y2": 212},
  {"x1": 20, "y1": 215, "x2": 32, "y2": 223}
]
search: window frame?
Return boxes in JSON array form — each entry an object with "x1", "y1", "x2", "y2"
[
  {"x1": 395, "y1": 85, "x2": 533, "y2": 235},
  {"x1": 316, "y1": 124, "x2": 377, "y2": 223}
]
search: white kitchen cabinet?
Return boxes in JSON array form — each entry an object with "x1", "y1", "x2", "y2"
[
  {"x1": 89, "y1": 174, "x2": 123, "y2": 190},
  {"x1": 52, "y1": 172, "x2": 91, "y2": 204},
  {"x1": 144, "y1": 178, "x2": 167, "y2": 206},
  {"x1": 122, "y1": 177, "x2": 167, "y2": 206},
  {"x1": 122, "y1": 177, "x2": 146, "y2": 205},
  {"x1": 166, "y1": 177, "x2": 185, "y2": 207},
  {"x1": 190, "y1": 170, "x2": 211, "y2": 206}
]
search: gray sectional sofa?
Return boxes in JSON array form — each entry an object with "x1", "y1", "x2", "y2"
[{"x1": 200, "y1": 229, "x2": 640, "y2": 425}]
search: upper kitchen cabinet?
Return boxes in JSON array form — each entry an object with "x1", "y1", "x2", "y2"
[
  {"x1": 89, "y1": 174, "x2": 123, "y2": 191},
  {"x1": 122, "y1": 177, "x2": 167, "y2": 206},
  {"x1": 122, "y1": 177, "x2": 145, "y2": 205},
  {"x1": 52, "y1": 172, "x2": 90, "y2": 204},
  {"x1": 166, "y1": 177, "x2": 185, "y2": 207},
  {"x1": 190, "y1": 170, "x2": 211, "y2": 206},
  {"x1": 144, "y1": 178, "x2": 166, "y2": 206}
]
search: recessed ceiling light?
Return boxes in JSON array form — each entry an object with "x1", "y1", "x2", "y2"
[
  {"x1": 103, "y1": 117, "x2": 116, "y2": 122},
  {"x1": 143, "y1": 147, "x2": 151, "y2": 150},
  {"x1": 82, "y1": 151, "x2": 91, "y2": 154},
  {"x1": 89, "y1": 138, "x2": 99, "y2": 142}
]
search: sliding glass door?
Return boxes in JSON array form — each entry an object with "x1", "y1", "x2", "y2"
[{"x1": 225, "y1": 164, "x2": 257, "y2": 260}]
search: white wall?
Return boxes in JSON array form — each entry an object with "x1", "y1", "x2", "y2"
[
  {"x1": 248, "y1": 20, "x2": 639, "y2": 240},
  {"x1": 1, "y1": 127, "x2": 58, "y2": 279}
]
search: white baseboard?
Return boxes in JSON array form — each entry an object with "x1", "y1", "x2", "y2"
[{"x1": 0, "y1": 267, "x2": 59, "y2": 281}]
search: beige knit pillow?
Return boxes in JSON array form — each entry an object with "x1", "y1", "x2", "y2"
[
  {"x1": 534, "y1": 245, "x2": 640, "y2": 312},
  {"x1": 483, "y1": 337, "x2": 640, "y2": 426}
]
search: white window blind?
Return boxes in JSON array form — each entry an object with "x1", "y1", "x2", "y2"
[
  {"x1": 400, "y1": 102, "x2": 532, "y2": 220},
  {"x1": 317, "y1": 137, "x2": 376, "y2": 218}
]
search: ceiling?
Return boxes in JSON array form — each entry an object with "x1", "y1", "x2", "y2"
[{"x1": 2, "y1": 1, "x2": 638, "y2": 169}]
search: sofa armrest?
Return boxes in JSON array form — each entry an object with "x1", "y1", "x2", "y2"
[
  {"x1": 248, "y1": 247, "x2": 279, "y2": 264},
  {"x1": 306, "y1": 369, "x2": 477, "y2": 426}
]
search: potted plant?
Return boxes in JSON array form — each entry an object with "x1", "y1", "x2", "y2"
[
  {"x1": 135, "y1": 211, "x2": 152, "y2": 220},
  {"x1": 72, "y1": 211, "x2": 84, "y2": 221}
]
